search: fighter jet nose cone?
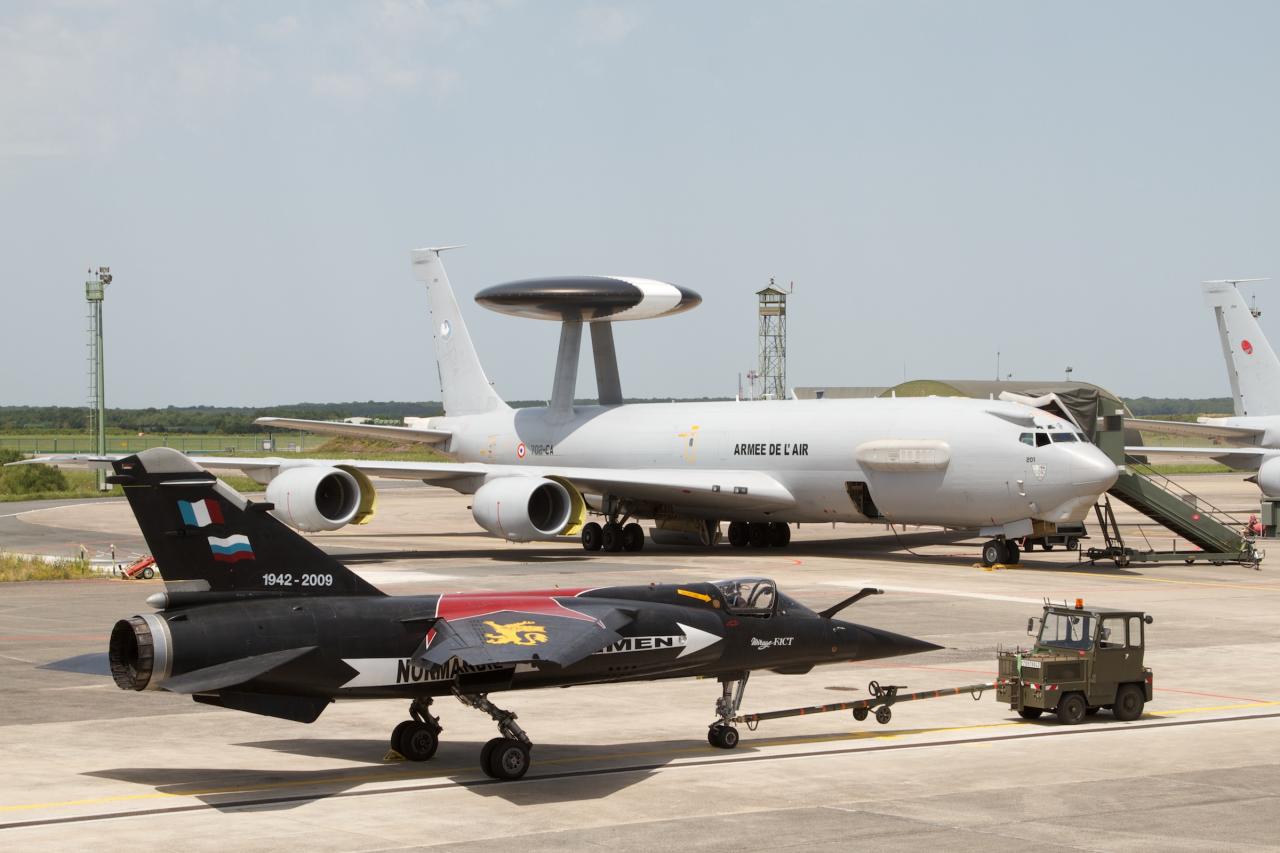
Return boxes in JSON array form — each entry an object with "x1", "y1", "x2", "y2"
[{"x1": 849, "y1": 624, "x2": 942, "y2": 660}]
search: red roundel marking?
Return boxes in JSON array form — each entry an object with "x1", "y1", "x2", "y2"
[
  {"x1": 516, "y1": 442, "x2": 526, "y2": 458},
  {"x1": 1242, "y1": 339, "x2": 1254, "y2": 355}
]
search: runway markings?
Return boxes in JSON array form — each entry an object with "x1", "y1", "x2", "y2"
[{"x1": 2, "y1": 702, "x2": 1278, "y2": 826}]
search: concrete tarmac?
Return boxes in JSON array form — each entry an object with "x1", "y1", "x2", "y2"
[{"x1": 1, "y1": 475, "x2": 1278, "y2": 851}]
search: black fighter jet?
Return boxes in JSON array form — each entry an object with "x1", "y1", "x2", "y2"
[{"x1": 106, "y1": 448, "x2": 940, "y2": 780}]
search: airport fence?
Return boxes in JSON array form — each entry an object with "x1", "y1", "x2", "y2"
[{"x1": 0, "y1": 433, "x2": 328, "y2": 456}]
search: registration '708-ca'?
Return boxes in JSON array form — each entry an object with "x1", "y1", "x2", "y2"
[{"x1": 261, "y1": 573, "x2": 334, "y2": 587}]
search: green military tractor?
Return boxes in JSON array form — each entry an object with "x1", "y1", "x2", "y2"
[{"x1": 997, "y1": 600, "x2": 1153, "y2": 724}]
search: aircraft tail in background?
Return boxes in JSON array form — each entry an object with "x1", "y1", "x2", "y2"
[{"x1": 1203, "y1": 278, "x2": 1280, "y2": 417}]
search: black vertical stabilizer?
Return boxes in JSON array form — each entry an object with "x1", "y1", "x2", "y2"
[{"x1": 112, "y1": 448, "x2": 383, "y2": 597}]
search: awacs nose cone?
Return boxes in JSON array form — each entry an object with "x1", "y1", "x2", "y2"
[
  {"x1": 1072, "y1": 446, "x2": 1119, "y2": 492},
  {"x1": 847, "y1": 624, "x2": 943, "y2": 661}
]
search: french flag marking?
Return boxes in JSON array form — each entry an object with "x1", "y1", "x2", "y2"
[
  {"x1": 179, "y1": 498, "x2": 224, "y2": 528},
  {"x1": 207, "y1": 534, "x2": 254, "y2": 563}
]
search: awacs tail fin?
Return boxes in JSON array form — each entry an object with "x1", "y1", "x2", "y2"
[
  {"x1": 410, "y1": 247, "x2": 509, "y2": 416},
  {"x1": 111, "y1": 447, "x2": 383, "y2": 597},
  {"x1": 1203, "y1": 279, "x2": 1280, "y2": 416}
]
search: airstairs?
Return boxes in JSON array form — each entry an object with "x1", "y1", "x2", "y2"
[{"x1": 1087, "y1": 413, "x2": 1261, "y2": 568}]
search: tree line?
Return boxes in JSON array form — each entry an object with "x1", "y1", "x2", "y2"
[{"x1": 0, "y1": 398, "x2": 734, "y2": 434}]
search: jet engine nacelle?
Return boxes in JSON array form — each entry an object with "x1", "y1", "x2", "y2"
[
  {"x1": 265, "y1": 466, "x2": 366, "y2": 532},
  {"x1": 1254, "y1": 456, "x2": 1280, "y2": 498},
  {"x1": 472, "y1": 476, "x2": 582, "y2": 541}
]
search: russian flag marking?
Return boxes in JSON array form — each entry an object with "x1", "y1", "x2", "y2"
[
  {"x1": 179, "y1": 498, "x2": 224, "y2": 528},
  {"x1": 207, "y1": 534, "x2": 254, "y2": 563}
]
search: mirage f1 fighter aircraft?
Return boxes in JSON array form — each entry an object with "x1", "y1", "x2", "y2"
[{"x1": 106, "y1": 448, "x2": 940, "y2": 780}]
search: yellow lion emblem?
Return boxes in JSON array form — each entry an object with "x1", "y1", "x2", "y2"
[{"x1": 482, "y1": 620, "x2": 549, "y2": 646}]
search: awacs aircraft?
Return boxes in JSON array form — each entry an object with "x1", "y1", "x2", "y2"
[
  {"x1": 105, "y1": 448, "x2": 940, "y2": 780},
  {"x1": 1126, "y1": 278, "x2": 1280, "y2": 493},
  {"x1": 22, "y1": 249, "x2": 1118, "y2": 567}
]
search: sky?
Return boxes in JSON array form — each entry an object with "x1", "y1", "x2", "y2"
[{"x1": 3, "y1": 0, "x2": 1280, "y2": 408}]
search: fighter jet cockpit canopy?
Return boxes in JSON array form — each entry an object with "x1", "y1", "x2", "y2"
[{"x1": 714, "y1": 578, "x2": 779, "y2": 615}]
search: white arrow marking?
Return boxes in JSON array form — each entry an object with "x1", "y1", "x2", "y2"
[{"x1": 677, "y1": 622, "x2": 722, "y2": 658}]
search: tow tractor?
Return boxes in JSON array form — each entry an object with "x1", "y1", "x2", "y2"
[{"x1": 732, "y1": 600, "x2": 1153, "y2": 733}]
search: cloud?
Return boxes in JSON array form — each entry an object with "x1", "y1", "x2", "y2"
[{"x1": 573, "y1": 5, "x2": 640, "y2": 45}]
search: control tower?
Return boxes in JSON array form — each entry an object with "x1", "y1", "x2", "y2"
[{"x1": 756, "y1": 279, "x2": 789, "y2": 400}]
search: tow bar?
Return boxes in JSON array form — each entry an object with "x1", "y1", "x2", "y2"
[{"x1": 733, "y1": 679, "x2": 995, "y2": 730}]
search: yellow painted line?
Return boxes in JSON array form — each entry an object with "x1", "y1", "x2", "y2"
[{"x1": 5, "y1": 700, "x2": 1279, "y2": 815}]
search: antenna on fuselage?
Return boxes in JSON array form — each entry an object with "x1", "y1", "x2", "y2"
[{"x1": 474, "y1": 275, "x2": 701, "y2": 420}]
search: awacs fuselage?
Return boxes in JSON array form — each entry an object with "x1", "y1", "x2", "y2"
[
  {"x1": 421, "y1": 396, "x2": 1117, "y2": 528},
  {"x1": 114, "y1": 581, "x2": 934, "y2": 713}
]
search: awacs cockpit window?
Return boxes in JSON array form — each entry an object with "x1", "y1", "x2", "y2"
[
  {"x1": 1019, "y1": 433, "x2": 1034, "y2": 446},
  {"x1": 1035, "y1": 433, "x2": 1052, "y2": 447},
  {"x1": 1038, "y1": 610, "x2": 1094, "y2": 650},
  {"x1": 1050, "y1": 433, "x2": 1079, "y2": 443},
  {"x1": 715, "y1": 578, "x2": 777, "y2": 615}
]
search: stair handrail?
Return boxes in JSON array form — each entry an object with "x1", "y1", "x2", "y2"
[{"x1": 1123, "y1": 456, "x2": 1251, "y2": 529}]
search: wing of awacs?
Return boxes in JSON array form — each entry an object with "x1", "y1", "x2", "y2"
[
  {"x1": 254, "y1": 417, "x2": 451, "y2": 445},
  {"x1": 12, "y1": 453, "x2": 796, "y2": 534},
  {"x1": 1124, "y1": 417, "x2": 1266, "y2": 446}
]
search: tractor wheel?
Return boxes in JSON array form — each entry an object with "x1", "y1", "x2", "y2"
[
  {"x1": 1056, "y1": 693, "x2": 1087, "y2": 725},
  {"x1": 1113, "y1": 684, "x2": 1146, "y2": 721}
]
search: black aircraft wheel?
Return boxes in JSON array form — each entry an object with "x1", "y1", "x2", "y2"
[
  {"x1": 484, "y1": 738, "x2": 531, "y2": 780},
  {"x1": 622, "y1": 522, "x2": 645, "y2": 552},
  {"x1": 1023, "y1": 541, "x2": 1035, "y2": 552},
  {"x1": 1113, "y1": 684, "x2": 1145, "y2": 721},
  {"x1": 581, "y1": 522, "x2": 603, "y2": 552},
  {"x1": 727, "y1": 522, "x2": 749, "y2": 548},
  {"x1": 747, "y1": 522, "x2": 770, "y2": 548},
  {"x1": 1004, "y1": 541, "x2": 1020, "y2": 565},
  {"x1": 852, "y1": 708, "x2": 869, "y2": 722},
  {"x1": 397, "y1": 721, "x2": 439, "y2": 761},
  {"x1": 1042, "y1": 543, "x2": 1054, "y2": 551},
  {"x1": 1066, "y1": 537, "x2": 1079, "y2": 551},
  {"x1": 390, "y1": 720, "x2": 415, "y2": 754},
  {"x1": 480, "y1": 737, "x2": 502, "y2": 776},
  {"x1": 707, "y1": 724, "x2": 740, "y2": 749},
  {"x1": 874, "y1": 707, "x2": 892, "y2": 725},
  {"x1": 601, "y1": 523, "x2": 624, "y2": 553},
  {"x1": 1056, "y1": 693, "x2": 1087, "y2": 725},
  {"x1": 981, "y1": 540, "x2": 1005, "y2": 567},
  {"x1": 1017, "y1": 708, "x2": 1043, "y2": 720},
  {"x1": 767, "y1": 522, "x2": 791, "y2": 547}
]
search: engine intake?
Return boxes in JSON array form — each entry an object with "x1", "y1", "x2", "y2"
[
  {"x1": 266, "y1": 466, "x2": 364, "y2": 532},
  {"x1": 472, "y1": 477, "x2": 577, "y2": 541},
  {"x1": 108, "y1": 614, "x2": 171, "y2": 691}
]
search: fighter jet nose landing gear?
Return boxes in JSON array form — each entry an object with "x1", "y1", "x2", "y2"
[{"x1": 708, "y1": 672, "x2": 750, "y2": 749}]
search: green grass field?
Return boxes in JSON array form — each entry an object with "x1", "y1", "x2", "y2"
[
  {"x1": 0, "y1": 553, "x2": 101, "y2": 582},
  {"x1": 0, "y1": 433, "x2": 329, "y2": 456}
]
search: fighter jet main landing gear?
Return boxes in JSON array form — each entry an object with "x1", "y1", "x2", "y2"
[
  {"x1": 454, "y1": 689, "x2": 533, "y2": 780},
  {"x1": 391, "y1": 696, "x2": 443, "y2": 761},
  {"x1": 981, "y1": 538, "x2": 1020, "y2": 567},
  {"x1": 707, "y1": 671, "x2": 750, "y2": 749}
]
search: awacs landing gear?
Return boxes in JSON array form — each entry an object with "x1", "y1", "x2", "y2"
[
  {"x1": 728, "y1": 521, "x2": 791, "y2": 549},
  {"x1": 391, "y1": 696, "x2": 443, "y2": 761},
  {"x1": 707, "y1": 672, "x2": 750, "y2": 749},
  {"x1": 581, "y1": 520, "x2": 645, "y2": 553},
  {"x1": 981, "y1": 538, "x2": 1020, "y2": 567},
  {"x1": 454, "y1": 689, "x2": 533, "y2": 780}
]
